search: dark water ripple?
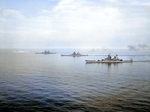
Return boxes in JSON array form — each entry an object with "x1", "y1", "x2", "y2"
[{"x1": 0, "y1": 50, "x2": 150, "y2": 112}]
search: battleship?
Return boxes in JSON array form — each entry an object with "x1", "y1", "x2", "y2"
[
  {"x1": 86, "y1": 54, "x2": 133, "y2": 63},
  {"x1": 61, "y1": 52, "x2": 88, "y2": 57},
  {"x1": 35, "y1": 51, "x2": 56, "y2": 54}
]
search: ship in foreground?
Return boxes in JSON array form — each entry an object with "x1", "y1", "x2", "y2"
[
  {"x1": 61, "y1": 52, "x2": 88, "y2": 57},
  {"x1": 86, "y1": 54, "x2": 133, "y2": 63},
  {"x1": 35, "y1": 51, "x2": 56, "y2": 54}
]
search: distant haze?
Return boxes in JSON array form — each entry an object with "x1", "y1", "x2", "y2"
[{"x1": 0, "y1": 0, "x2": 150, "y2": 49}]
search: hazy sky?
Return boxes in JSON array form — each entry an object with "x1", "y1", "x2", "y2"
[{"x1": 0, "y1": 0, "x2": 150, "y2": 49}]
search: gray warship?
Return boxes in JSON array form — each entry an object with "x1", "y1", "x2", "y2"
[
  {"x1": 86, "y1": 54, "x2": 133, "y2": 63},
  {"x1": 61, "y1": 52, "x2": 88, "y2": 57},
  {"x1": 35, "y1": 51, "x2": 56, "y2": 54}
]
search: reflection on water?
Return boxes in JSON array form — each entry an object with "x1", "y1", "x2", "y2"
[{"x1": 0, "y1": 49, "x2": 150, "y2": 112}]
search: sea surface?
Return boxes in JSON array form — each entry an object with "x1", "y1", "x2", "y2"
[{"x1": 0, "y1": 49, "x2": 150, "y2": 112}]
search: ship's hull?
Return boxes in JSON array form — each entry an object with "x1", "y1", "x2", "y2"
[
  {"x1": 35, "y1": 52, "x2": 56, "y2": 54},
  {"x1": 61, "y1": 55, "x2": 88, "y2": 57},
  {"x1": 86, "y1": 60, "x2": 133, "y2": 63}
]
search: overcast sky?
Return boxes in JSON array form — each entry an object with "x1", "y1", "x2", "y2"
[{"x1": 0, "y1": 0, "x2": 150, "y2": 49}]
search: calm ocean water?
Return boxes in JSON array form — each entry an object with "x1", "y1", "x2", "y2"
[{"x1": 0, "y1": 49, "x2": 150, "y2": 112}]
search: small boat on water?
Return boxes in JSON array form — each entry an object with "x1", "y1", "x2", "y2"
[
  {"x1": 86, "y1": 54, "x2": 133, "y2": 63},
  {"x1": 35, "y1": 51, "x2": 56, "y2": 54},
  {"x1": 13, "y1": 50, "x2": 29, "y2": 53},
  {"x1": 61, "y1": 52, "x2": 88, "y2": 57}
]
